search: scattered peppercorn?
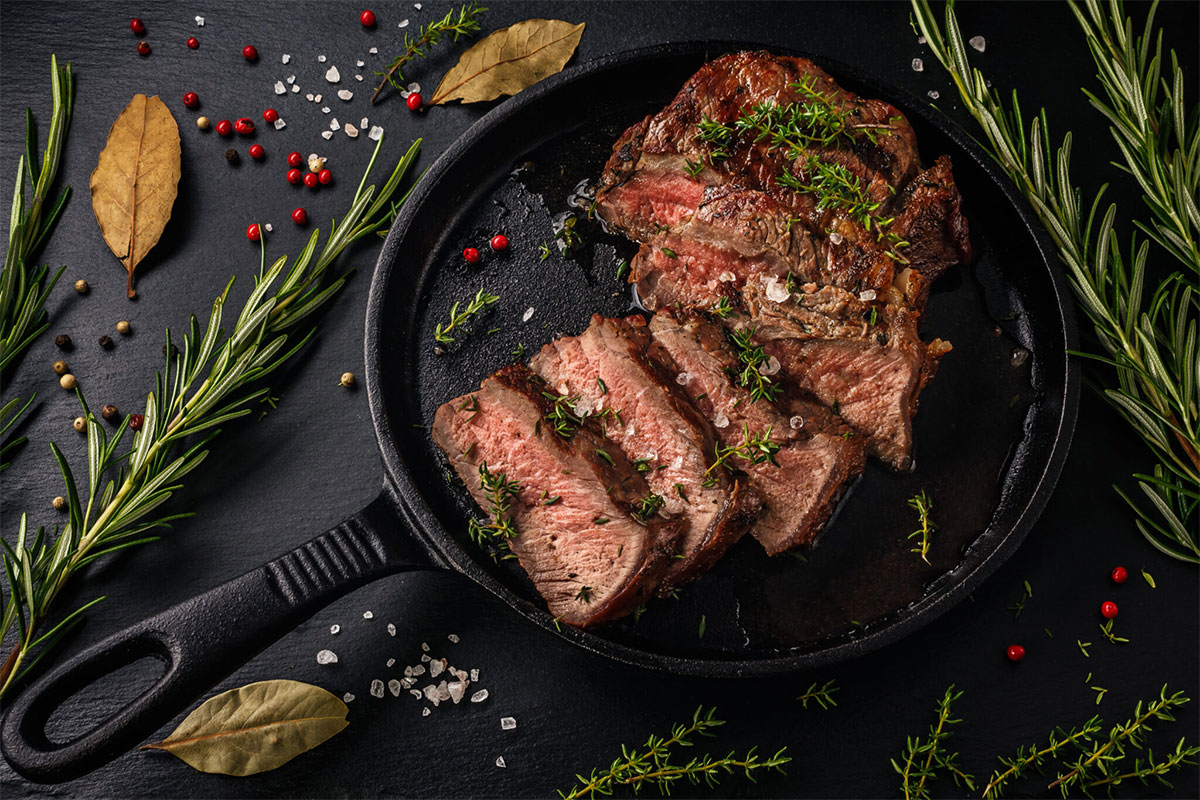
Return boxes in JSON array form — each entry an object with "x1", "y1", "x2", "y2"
[
  {"x1": 130, "y1": 18, "x2": 146, "y2": 34},
  {"x1": 98, "y1": 334, "x2": 114, "y2": 350},
  {"x1": 137, "y1": 41, "x2": 152, "y2": 56},
  {"x1": 406, "y1": 92, "x2": 423, "y2": 111},
  {"x1": 52, "y1": 496, "x2": 67, "y2": 511},
  {"x1": 463, "y1": 247, "x2": 481, "y2": 264},
  {"x1": 1111, "y1": 566, "x2": 1128, "y2": 584},
  {"x1": 73, "y1": 416, "x2": 86, "y2": 432},
  {"x1": 74, "y1": 279, "x2": 89, "y2": 293},
  {"x1": 187, "y1": 37, "x2": 200, "y2": 49},
  {"x1": 225, "y1": 148, "x2": 240, "y2": 165},
  {"x1": 242, "y1": 45, "x2": 258, "y2": 61},
  {"x1": 286, "y1": 168, "x2": 302, "y2": 184},
  {"x1": 1100, "y1": 600, "x2": 1118, "y2": 619},
  {"x1": 234, "y1": 117, "x2": 255, "y2": 135},
  {"x1": 339, "y1": 371, "x2": 357, "y2": 388},
  {"x1": 116, "y1": 320, "x2": 132, "y2": 335},
  {"x1": 263, "y1": 108, "x2": 279, "y2": 123},
  {"x1": 216, "y1": 119, "x2": 233, "y2": 136},
  {"x1": 52, "y1": 360, "x2": 68, "y2": 375},
  {"x1": 196, "y1": 116, "x2": 211, "y2": 130},
  {"x1": 318, "y1": 168, "x2": 332, "y2": 185},
  {"x1": 59, "y1": 373, "x2": 77, "y2": 390},
  {"x1": 292, "y1": 207, "x2": 308, "y2": 225},
  {"x1": 247, "y1": 223, "x2": 261, "y2": 241},
  {"x1": 249, "y1": 144, "x2": 265, "y2": 160},
  {"x1": 55, "y1": 334, "x2": 72, "y2": 349},
  {"x1": 360, "y1": 9, "x2": 377, "y2": 26},
  {"x1": 308, "y1": 157, "x2": 324, "y2": 173},
  {"x1": 288, "y1": 151, "x2": 303, "y2": 168},
  {"x1": 182, "y1": 91, "x2": 199, "y2": 108},
  {"x1": 129, "y1": 413, "x2": 145, "y2": 431},
  {"x1": 1006, "y1": 644, "x2": 1025, "y2": 662},
  {"x1": 303, "y1": 172, "x2": 319, "y2": 188},
  {"x1": 490, "y1": 234, "x2": 509, "y2": 251},
  {"x1": 101, "y1": 404, "x2": 119, "y2": 421},
  {"x1": 163, "y1": 343, "x2": 180, "y2": 358}
]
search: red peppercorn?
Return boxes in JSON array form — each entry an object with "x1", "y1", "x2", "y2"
[
  {"x1": 247, "y1": 223, "x2": 261, "y2": 241},
  {"x1": 406, "y1": 92, "x2": 423, "y2": 111},
  {"x1": 1006, "y1": 644, "x2": 1025, "y2": 662},
  {"x1": 216, "y1": 119, "x2": 233, "y2": 136},
  {"x1": 249, "y1": 144, "x2": 265, "y2": 160},
  {"x1": 287, "y1": 151, "x2": 303, "y2": 168},
  {"x1": 303, "y1": 172, "x2": 319, "y2": 188},
  {"x1": 1101, "y1": 601, "x2": 1118, "y2": 619},
  {"x1": 187, "y1": 37, "x2": 200, "y2": 49},
  {"x1": 463, "y1": 247, "x2": 481, "y2": 264},
  {"x1": 130, "y1": 18, "x2": 146, "y2": 34},
  {"x1": 182, "y1": 91, "x2": 199, "y2": 108},
  {"x1": 137, "y1": 41, "x2": 152, "y2": 56},
  {"x1": 234, "y1": 117, "x2": 255, "y2": 135},
  {"x1": 129, "y1": 413, "x2": 145, "y2": 431},
  {"x1": 263, "y1": 108, "x2": 279, "y2": 123},
  {"x1": 286, "y1": 168, "x2": 302, "y2": 184},
  {"x1": 242, "y1": 45, "x2": 258, "y2": 61},
  {"x1": 360, "y1": 9, "x2": 377, "y2": 26},
  {"x1": 1111, "y1": 566, "x2": 1128, "y2": 584},
  {"x1": 318, "y1": 168, "x2": 332, "y2": 185},
  {"x1": 292, "y1": 207, "x2": 308, "y2": 225},
  {"x1": 490, "y1": 234, "x2": 509, "y2": 251}
]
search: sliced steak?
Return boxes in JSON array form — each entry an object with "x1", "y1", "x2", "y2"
[
  {"x1": 432, "y1": 364, "x2": 683, "y2": 626},
  {"x1": 648, "y1": 310, "x2": 866, "y2": 552},
  {"x1": 530, "y1": 314, "x2": 761, "y2": 591},
  {"x1": 887, "y1": 155, "x2": 972, "y2": 308}
]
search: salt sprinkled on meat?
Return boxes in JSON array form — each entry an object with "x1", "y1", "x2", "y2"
[
  {"x1": 911, "y1": 58, "x2": 924, "y2": 72},
  {"x1": 764, "y1": 275, "x2": 791, "y2": 303},
  {"x1": 282, "y1": 54, "x2": 291, "y2": 64},
  {"x1": 343, "y1": 692, "x2": 355, "y2": 702},
  {"x1": 274, "y1": 81, "x2": 287, "y2": 95},
  {"x1": 928, "y1": 90, "x2": 940, "y2": 100},
  {"x1": 713, "y1": 412, "x2": 729, "y2": 429},
  {"x1": 829, "y1": 231, "x2": 844, "y2": 245},
  {"x1": 345, "y1": 124, "x2": 359, "y2": 138},
  {"x1": 387, "y1": 623, "x2": 396, "y2": 636},
  {"x1": 316, "y1": 649, "x2": 338, "y2": 664},
  {"x1": 471, "y1": 689, "x2": 488, "y2": 703},
  {"x1": 675, "y1": 371, "x2": 689, "y2": 386},
  {"x1": 760, "y1": 355, "x2": 781, "y2": 376},
  {"x1": 363, "y1": 610, "x2": 374, "y2": 619},
  {"x1": 523, "y1": 307, "x2": 535, "y2": 322},
  {"x1": 718, "y1": 270, "x2": 736, "y2": 282},
  {"x1": 338, "y1": 89, "x2": 354, "y2": 101},
  {"x1": 330, "y1": 624, "x2": 340, "y2": 635},
  {"x1": 370, "y1": 679, "x2": 385, "y2": 698},
  {"x1": 321, "y1": 131, "x2": 333, "y2": 140},
  {"x1": 326, "y1": 66, "x2": 340, "y2": 83},
  {"x1": 790, "y1": 415, "x2": 805, "y2": 430},
  {"x1": 448, "y1": 633, "x2": 460, "y2": 643},
  {"x1": 859, "y1": 289, "x2": 877, "y2": 302},
  {"x1": 388, "y1": 679, "x2": 402, "y2": 697},
  {"x1": 495, "y1": 756, "x2": 506, "y2": 768},
  {"x1": 500, "y1": 716, "x2": 517, "y2": 730},
  {"x1": 969, "y1": 35, "x2": 986, "y2": 52}
]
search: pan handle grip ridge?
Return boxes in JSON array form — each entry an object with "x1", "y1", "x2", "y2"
[{"x1": 1, "y1": 491, "x2": 435, "y2": 784}]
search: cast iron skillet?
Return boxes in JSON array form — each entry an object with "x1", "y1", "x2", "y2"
[{"x1": 2, "y1": 43, "x2": 1078, "y2": 782}]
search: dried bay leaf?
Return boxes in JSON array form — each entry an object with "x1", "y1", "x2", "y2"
[
  {"x1": 430, "y1": 19, "x2": 585, "y2": 106},
  {"x1": 89, "y1": 94, "x2": 181, "y2": 298},
  {"x1": 142, "y1": 679, "x2": 348, "y2": 776}
]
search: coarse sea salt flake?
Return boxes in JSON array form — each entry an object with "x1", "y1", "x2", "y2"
[
  {"x1": 429, "y1": 660, "x2": 444, "y2": 677},
  {"x1": 412, "y1": 664, "x2": 426, "y2": 676},
  {"x1": 675, "y1": 372, "x2": 689, "y2": 386},
  {"x1": 273, "y1": 119, "x2": 286, "y2": 130},
  {"x1": 357, "y1": 60, "x2": 365, "y2": 68},
  {"x1": 343, "y1": 692, "x2": 355, "y2": 702},
  {"x1": 399, "y1": 18, "x2": 410, "y2": 27},
  {"x1": 195, "y1": 15, "x2": 205, "y2": 26},
  {"x1": 790, "y1": 415, "x2": 805, "y2": 430},
  {"x1": 859, "y1": 289, "x2": 877, "y2": 301},
  {"x1": 369, "y1": 47, "x2": 378, "y2": 54},
  {"x1": 470, "y1": 668, "x2": 480, "y2": 681},
  {"x1": 421, "y1": 642, "x2": 430, "y2": 651},
  {"x1": 355, "y1": 74, "x2": 363, "y2": 81},
  {"x1": 387, "y1": 658, "x2": 396, "y2": 667},
  {"x1": 306, "y1": 93, "x2": 315, "y2": 101},
  {"x1": 713, "y1": 413, "x2": 729, "y2": 429},
  {"x1": 330, "y1": 118, "x2": 341, "y2": 131},
  {"x1": 448, "y1": 681, "x2": 466, "y2": 703},
  {"x1": 911, "y1": 57, "x2": 924, "y2": 72},
  {"x1": 410, "y1": 689, "x2": 422, "y2": 699},
  {"x1": 370, "y1": 679, "x2": 385, "y2": 698},
  {"x1": 345, "y1": 124, "x2": 359, "y2": 138},
  {"x1": 422, "y1": 707, "x2": 431, "y2": 716},
  {"x1": 321, "y1": 131, "x2": 333, "y2": 139},
  {"x1": 500, "y1": 716, "x2": 517, "y2": 730},
  {"x1": 421, "y1": 653, "x2": 431, "y2": 662},
  {"x1": 286, "y1": 74, "x2": 296, "y2": 84},
  {"x1": 928, "y1": 90, "x2": 940, "y2": 100},
  {"x1": 291, "y1": 85, "x2": 300, "y2": 93},
  {"x1": 326, "y1": 66, "x2": 340, "y2": 83},
  {"x1": 330, "y1": 624, "x2": 341, "y2": 635},
  {"x1": 969, "y1": 35, "x2": 986, "y2": 52},
  {"x1": 314, "y1": 94, "x2": 323, "y2": 102},
  {"x1": 388, "y1": 679, "x2": 402, "y2": 697},
  {"x1": 765, "y1": 275, "x2": 791, "y2": 302},
  {"x1": 523, "y1": 307, "x2": 535, "y2": 322},
  {"x1": 338, "y1": 89, "x2": 354, "y2": 101},
  {"x1": 361, "y1": 117, "x2": 369, "y2": 128},
  {"x1": 282, "y1": 54, "x2": 291, "y2": 64},
  {"x1": 760, "y1": 355, "x2": 781, "y2": 376},
  {"x1": 368, "y1": 126, "x2": 384, "y2": 143},
  {"x1": 274, "y1": 81, "x2": 287, "y2": 95},
  {"x1": 496, "y1": 756, "x2": 506, "y2": 768},
  {"x1": 414, "y1": 2, "x2": 422, "y2": 8},
  {"x1": 363, "y1": 610, "x2": 374, "y2": 619},
  {"x1": 423, "y1": 685, "x2": 440, "y2": 705},
  {"x1": 323, "y1": 107, "x2": 331, "y2": 114},
  {"x1": 316, "y1": 649, "x2": 338, "y2": 664},
  {"x1": 471, "y1": 689, "x2": 488, "y2": 703},
  {"x1": 448, "y1": 633, "x2": 460, "y2": 643},
  {"x1": 829, "y1": 232, "x2": 844, "y2": 245},
  {"x1": 318, "y1": 55, "x2": 327, "y2": 63},
  {"x1": 264, "y1": 223, "x2": 273, "y2": 232},
  {"x1": 387, "y1": 623, "x2": 396, "y2": 636}
]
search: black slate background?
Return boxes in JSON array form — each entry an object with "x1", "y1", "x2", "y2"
[{"x1": 1, "y1": 1, "x2": 1197, "y2": 797}]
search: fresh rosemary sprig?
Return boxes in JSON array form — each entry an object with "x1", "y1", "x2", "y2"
[
  {"x1": 1007, "y1": 579, "x2": 1033, "y2": 619},
  {"x1": 0, "y1": 55, "x2": 73, "y2": 374},
  {"x1": 982, "y1": 716, "x2": 1105, "y2": 798},
  {"x1": 911, "y1": 0, "x2": 1198, "y2": 562},
  {"x1": 710, "y1": 296, "x2": 734, "y2": 318},
  {"x1": 726, "y1": 327, "x2": 783, "y2": 403},
  {"x1": 0, "y1": 136, "x2": 422, "y2": 698},
  {"x1": 558, "y1": 706, "x2": 790, "y2": 799},
  {"x1": 796, "y1": 679, "x2": 839, "y2": 710},
  {"x1": 0, "y1": 394, "x2": 36, "y2": 470},
  {"x1": 891, "y1": 684, "x2": 975, "y2": 800},
  {"x1": 906, "y1": 490, "x2": 935, "y2": 564},
  {"x1": 703, "y1": 423, "x2": 782, "y2": 486},
  {"x1": 433, "y1": 288, "x2": 499, "y2": 344},
  {"x1": 370, "y1": 3, "x2": 487, "y2": 104}
]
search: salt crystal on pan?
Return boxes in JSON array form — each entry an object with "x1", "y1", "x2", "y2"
[
  {"x1": 274, "y1": 81, "x2": 287, "y2": 95},
  {"x1": 321, "y1": 131, "x2": 333, "y2": 139},
  {"x1": 369, "y1": 47, "x2": 378, "y2": 54},
  {"x1": 829, "y1": 231, "x2": 844, "y2": 245},
  {"x1": 859, "y1": 289, "x2": 877, "y2": 302},
  {"x1": 286, "y1": 74, "x2": 296, "y2": 84},
  {"x1": 274, "y1": 118, "x2": 286, "y2": 130},
  {"x1": 326, "y1": 66, "x2": 340, "y2": 83},
  {"x1": 330, "y1": 118, "x2": 341, "y2": 131},
  {"x1": 316, "y1": 649, "x2": 338, "y2": 664},
  {"x1": 764, "y1": 275, "x2": 791, "y2": 302},
  {"x1": 338, "y1": 89, "x2": 354, "y2": 101},
  {"x1": 399, "y1": 18, "x2": 410, "y2": 27},
  {"x1": 790, "y1": 415, "x2": 805, "y2": 430},
  {"x1": 387, "y1": 623, "x2": 396, "y2": 636},
  {"x1": 969, "y1": 35, "x2": 986, "y2": 52},
  {"x1": 345, "y1": 124, "x2": 359, "y2": 138},
  {"x1": 470, "y1": 668, "x2": 480, "y2": 681},
  {"x1": 522, "y1": 307, "x2": 535, "y2": 322},
  {"x1": 318, "y1": 55, "x2": 327, "y2": 63},
  {"x1": 195, "y1": 15, "x2": 205, "y2": 26},
  {"x1": 429, "y1": 660, "x2": 444, "y2": 678},
  {"x1": 330, "y1": 624, "x2": 341, "y2": 635},
  {"x1": 500, "y1": 716, "x2": 517, "y2": 731},
  {"x1": 357, "y1": 60, "x2": 365, "y2": 68},
  {"x1": 291, "y1": 85, "x2": 300, "y2": 93},
  {"x1": 928, "y1": 90, "x2": 940, "y2": 100},
  {"x1": 495, "y1": 756, "x2": 506, "y2": 768},
  {"x1": 471, "y1": 689, "x2": 489, "y2": 703},
  {"x1": 343, "y1": 692, "x2": 355, "y2": 702},
  {"x1": 387, "y1": 658, "x2": 396, "y2": 667},
  {"x1": 361, "y1": 117, "x2": 369, "y2": 128},
  {"x1": 363, "y1": 610, "x2": 374, "y2": 619},
  {"x1": 370, "y1": 679, "x2": 385, "y2": 698},
  {"x1": 448, "y1": 633, "x2": 460, "y2": 643},
  {"x1": 422, "y1": 707, "x2": 431, "y2": 716},
  {"x1": 911, "y1": 57, "x2": 924, "y2": 72},
  {"x1": 282, "y1": 54, "x2": 291, "y2": 64},
  {"x1": 368, "y1": 125, "x2": 384, "y2": 142}
]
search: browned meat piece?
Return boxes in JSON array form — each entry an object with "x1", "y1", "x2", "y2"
[
  {"x1": 432, "y1": 365, "x2": 683, "y2": 626},
  {"x1": 888, "y1": 155, "x2": 972, "y2": 308},
  {"x1": 530, "y1": 315, "x2": 761, "y2": 591},
  {"x1": 648, "y1": 310, "x2": 866, "y2": 552}
]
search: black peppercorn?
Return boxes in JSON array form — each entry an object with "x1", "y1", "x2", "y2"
[
  {"x1": 101, "y1": 404, "x2": 119, "y2": 421},
  {"x1": 225, "y1": 148, "x2": 240, "y2": 165},
  {"x1": 98, "y1": 334, "x2": 114, "y2": 349},
  {"x1": 55, "y1": 334, "x2": 72, "y2": 349},
  {"x1": 163, "y1": 343, "x2": 180, "y2": 358}
]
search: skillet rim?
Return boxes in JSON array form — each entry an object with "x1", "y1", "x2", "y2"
[{"x1": 365, "y1": 41, "x2": 1081, "y2": 677}]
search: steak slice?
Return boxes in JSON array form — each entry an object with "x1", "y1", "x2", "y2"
[
  {"x1": 648, "y1": 310, "x2": 866, "y2": 552},
  {"x1": 531, "y1": 315, "x2": 761, "y2": 591},
  {"x1": 887, "y1": 155, "x2": 972, "y2": 308},
  {"x1": 432, "y1": 365, "x2": 683, "y2": 626}
]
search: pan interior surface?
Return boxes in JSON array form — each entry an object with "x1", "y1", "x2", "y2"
[{"x1": 372, "y1": 45, "x2": 1072, "y2": 668}]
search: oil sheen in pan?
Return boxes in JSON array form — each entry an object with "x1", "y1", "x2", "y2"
[{"x1": 416, "y1": 105, "x2": 1035, "y2": 657}]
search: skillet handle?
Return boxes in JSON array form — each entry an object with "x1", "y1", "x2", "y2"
[{"x1": 0, "y1": 491, "x2": 437, "y2": 784}]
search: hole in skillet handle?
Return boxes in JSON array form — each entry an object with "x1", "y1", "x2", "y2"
[{"x1": 0, "y1": 491, "x2": 440, "y2": 783}]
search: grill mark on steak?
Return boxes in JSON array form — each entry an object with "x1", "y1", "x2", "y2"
[
  {"x1": 648, "y1": 310, "x2": 866, "y2": 552},
  {"x1": 530, "y1": 315, "x2": 762, "y2": 591},
  {"x1": 432, "y1": 365, "x2": 682, "y2": 626}
]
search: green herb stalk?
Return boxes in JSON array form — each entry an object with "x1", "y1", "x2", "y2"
[{"x1": 370, "y1": 3, "x2": 487, "y2": 104}]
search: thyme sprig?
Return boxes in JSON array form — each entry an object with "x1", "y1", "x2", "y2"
[
  {"x1": 370, "y1": 3, "x2": 487, "y2": 104},
  {"x1": 703, "y1": 423, "x2": 782, "y2": 487},
  {"x1": 726, "y1": 327, "x2": 783, "y2": 403},
  {"x1": 796, "y1": 679, "x2": 839, "y2": 710},
  {"x1": 982, "y1": 716, "x2": 1105, "y2": 798},
  {"x1": 558, "y1": 706, "x2": 790, "y2": 799},
  {"x1": 433, "y1": 288, "x2": 499, "y2": 344},
  {"x1": 892, "y1": 685, "x2": 975, "y2": 800},
  {"x1": 632, "y1": 493, "x2": 665, "y2": 525},
  {"x1": 0, "y1": 136, "x2": 422, "y2": 698},
  {"x1": 906, "y1": 490, "x2": 935, "y2": 564},
  {"x1": 912, "y1": 0, "x2": 1198, "y2": 562}
]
